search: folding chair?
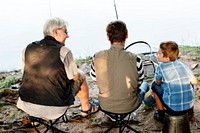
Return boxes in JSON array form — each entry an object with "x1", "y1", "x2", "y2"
[
  {"x1": 29, "y1": 109, "x2": 69, "y2": 133},
  {"x1": 100, "y1": 106, "x2": 140, "y2": 133}
]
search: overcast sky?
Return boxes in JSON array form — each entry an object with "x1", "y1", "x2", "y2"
[{"x1": 0, "y1": 0, "x2": 200, "y2": 71}]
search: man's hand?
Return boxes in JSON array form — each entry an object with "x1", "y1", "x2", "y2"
[{"x1": 73, "y1": 73, "x2": 78, "y2": 81}]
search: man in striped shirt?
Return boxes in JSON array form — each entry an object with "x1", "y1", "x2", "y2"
[{"x1": 90, "y1": 20, "x2": 149, "y2": 114}]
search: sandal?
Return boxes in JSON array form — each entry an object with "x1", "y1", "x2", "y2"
[
  {"x1": 154, "y1": 110, "x2": 165, "y2": 123},
  {"x1": 81, "y1": 101, "x2": 99, "y2": 118}
]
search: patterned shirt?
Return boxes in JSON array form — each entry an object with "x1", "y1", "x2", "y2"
[{"x1": 155, "y1": 60, "x2": 195, "y2": 111}]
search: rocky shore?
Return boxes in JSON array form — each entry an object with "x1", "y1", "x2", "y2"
[{"x1": 0, "y1": 49, "x2": 200, "y2": 133}]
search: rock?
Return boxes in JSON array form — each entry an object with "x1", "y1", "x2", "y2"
[{"x1": 191, "y1": 63, "x2": 199, "y2": 70}]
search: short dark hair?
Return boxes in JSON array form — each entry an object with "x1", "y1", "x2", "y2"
[
  {"x1": 106, "y1": 20, "x2": 128, "y2": 44},
  {"x1": 160, "y1": 41, "x2": 179, "y2": 61}
]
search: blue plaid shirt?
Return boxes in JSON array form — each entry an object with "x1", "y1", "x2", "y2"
[{"x1": 155, "y1": 60, "x2": 195, "y2": 111}]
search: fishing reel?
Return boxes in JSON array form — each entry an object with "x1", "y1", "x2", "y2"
[{"x1": 125, "y1": 41, "x2": 158, "y2": 78}]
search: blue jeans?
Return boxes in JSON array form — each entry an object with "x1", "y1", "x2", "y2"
[
  {"x1": 139, "y1": 81, "x2": 155, "y2": 106},
  {"x1": 139, "y1": 81, "x2": 149, "y2": 101}
]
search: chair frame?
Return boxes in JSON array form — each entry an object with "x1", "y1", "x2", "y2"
[
  {"x1": 29, "y1": 110, "x2": 69, "y2": 133},
  {"x1": 100, "y1": 107, "x2": 140, "y2": 133}
]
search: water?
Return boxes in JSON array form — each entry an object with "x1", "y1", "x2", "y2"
[{"x1": 0, "y1": 0, "x2": 200, "y2": 71}]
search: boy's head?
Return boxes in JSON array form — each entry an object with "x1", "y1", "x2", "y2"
[
  {"x1": 158, "y1": 41, "x2": 179, "y2": 62},
  {"x1": 106, "y1": 20, "x2": 128, "y2": 44}
]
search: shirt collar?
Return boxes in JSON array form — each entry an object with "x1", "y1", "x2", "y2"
[{"x1": 110, "y1": 44, "x2": 124, "y2": 50}]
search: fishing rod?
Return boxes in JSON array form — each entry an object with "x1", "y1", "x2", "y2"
[
  {"x1": 113, "y1": 0, "x2": 119, "y2": 19},
  {"x1": 113, "y1": 0, "x2": 158, "y2": 75},
  {"x1": 49, "y1": 0, "x2": 52, "y2": 18}
]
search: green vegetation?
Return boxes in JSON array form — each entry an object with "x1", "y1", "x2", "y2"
[
  {"x1": 179, "y1": 45, "x2": 200, "y2": 62},
  {"x1": 75, "y1": 56, "x2": 92, "y2": 68},
  {"x1": 0, "y1": 75, "x2": 20, "y2": 89},
  {"x1": 179, "y1": 45, "x2": 200, "y2": 53}
]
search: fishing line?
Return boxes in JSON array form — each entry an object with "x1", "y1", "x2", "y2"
[
  {"x1": 113, "y1": 0, "x2": 119, "y2": 19},
  {"x1": 49, "y1": 0, "x2": 52, "y2": 18}
]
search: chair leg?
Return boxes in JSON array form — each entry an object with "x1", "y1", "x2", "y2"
[
  {"x1": 29, "y1": 116, "x2": 68, "y2": 133},
  {"x1": 100, "y1": 108, "x2": 141, "y2": 133},
  {"x1": 33, "y1": 126, "x2": 41, "y2": 133},
  {"x1": 121, "y1": 121, "x2": 140, "y2": 133},
  {"x1": 42, "y1": 120, "x2": 68, "y2": 133},
  {"x1": 119, "y1": 122, "x2": 123, "y2": 133},
  {"x1": 104, "y1": 121, "x2": 118, "y2": 133},
  {"x1": 105, "y1": 122, "x2": 140, "y2": 133}
]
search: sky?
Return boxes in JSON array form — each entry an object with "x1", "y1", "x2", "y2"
[{"x1": 0, "y1": 0, "x2": 200, "y2": 71}]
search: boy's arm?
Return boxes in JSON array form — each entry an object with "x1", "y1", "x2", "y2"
[
  {"x1": 190, "y1": 76, "x2": 198, "y2": 85},
  {"x1": 185, "y1": 64, "x2": 199, "y2": 85},
  {"x1": 154, "y1": 65, "x2": 162, "y2": 86}
]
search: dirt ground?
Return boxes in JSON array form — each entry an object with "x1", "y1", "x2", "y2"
[{"x1": 0, "y1": 55, "x2": 200, "y2": 133}]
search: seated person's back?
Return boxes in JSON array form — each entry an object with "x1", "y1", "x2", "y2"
[
  {"x1": 90, "y1": 20, "x2": 148, "y2": 113},
  {"x1": 17, "y1": 17, "x2": 98, "y2": 120}
]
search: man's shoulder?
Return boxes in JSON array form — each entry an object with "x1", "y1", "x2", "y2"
[
  {"x1": 25, "y1": 41, "x2": 40, "y2": 50},
  {"x1": 60, "y1": 46, "x2": 71, "y2": 56},
  {"x1": 94, "y1": 50, "x2": 108, "y2": 58},
  {"x1": 60, "y1": 46, "x2": 70, "y2": 52},
  {"x1": 123, "y1": 51, "x2": 139, "y2": 61},
  {"x1": 126, "y1": 51, "x2": 137, "y2": 57},
  {"x1": 94, "y1": 49, "x2": 138, "y2": 59}
]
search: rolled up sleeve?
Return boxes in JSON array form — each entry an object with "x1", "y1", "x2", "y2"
[{"x1": 60, "y1": 47, "x2": 78, "y2": 80}]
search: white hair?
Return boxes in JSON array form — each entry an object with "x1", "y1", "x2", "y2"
[{"x1": 43, "y1": 17, "x2": 68, "y2": 37}]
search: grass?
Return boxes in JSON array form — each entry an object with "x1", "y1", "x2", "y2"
[
  {"x1": 75, "y1": 56, "x2": 92, "y2": 68},
  {"x1": 0, "y1": 75, "x2": 19, "y2": 89},
  {"x1": 179, "y1": 45, "x2": 200, "y2": 62},
  {"x1": 179, "y1": 45, "x2": 200, "y2": 53}
]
